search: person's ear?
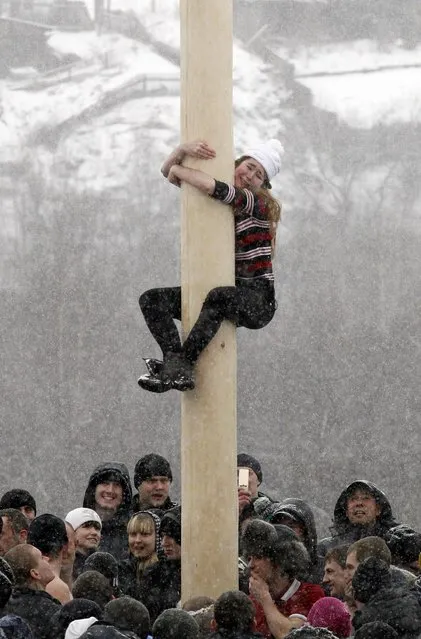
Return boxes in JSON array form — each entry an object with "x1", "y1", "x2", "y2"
[
  {"x1": 30, "y1": 567, "x2": 40, "y2": 581},
  {"x1": 19, "y1": 529, "x2": 28, "y2": 543},
  {"x1": 210, "y1": 619, "x2": 217, "y2": 631}
]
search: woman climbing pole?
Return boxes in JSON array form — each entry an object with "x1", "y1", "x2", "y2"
[{"x1": 138, "y1": 138, "x2": 284, "y2": 393}]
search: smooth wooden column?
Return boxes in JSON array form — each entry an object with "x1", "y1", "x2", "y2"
[{"x1": 180, "y1": 0, "x2": 238, "y2": 602}]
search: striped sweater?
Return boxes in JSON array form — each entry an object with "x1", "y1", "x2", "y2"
[{"x1": 211, "y1": 180, "x2": 274, "y2": 284}]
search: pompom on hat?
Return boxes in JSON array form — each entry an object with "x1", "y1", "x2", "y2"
[{"x1": 244, "y1": 138, "x2": 284, "y2": 182}]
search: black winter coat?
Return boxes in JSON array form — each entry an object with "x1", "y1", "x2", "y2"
[
  {"x1": 138, "y1": 559, "x2": 181, "y2": 623},
  {"x1": 83, "y1": 462, "x2": 133, "y2": 561},
  {"x1": 131, "y1": 494, "x2": 178, "y2": 514},
  {"x1": 266, "y1": 497, "x2": 324, "y2": 584},
  {"x1": 352, "y1": 586, "x2": 421, "y2": 639},
  {"x1": 318, "y1": 480, "x2": 399, "y2": 557},
  {"x1": 3, "y1": 587, "x2": 60, "y2": 639}
]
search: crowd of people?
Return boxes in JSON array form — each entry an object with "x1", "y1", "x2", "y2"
[{"x1": 0, "y1": 452, "x2": 419, "y2": 639}]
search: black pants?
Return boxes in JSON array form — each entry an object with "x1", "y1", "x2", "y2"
[{"x1": 139, "y1": 282, "x2": 276, "y2": 364}]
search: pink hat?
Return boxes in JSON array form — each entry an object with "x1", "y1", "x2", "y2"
[{"x1": 307, "y1": 597, "x2": 352, "y2": 638}]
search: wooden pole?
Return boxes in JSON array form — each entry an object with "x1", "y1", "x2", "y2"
[{"x1": 180, "y1": 0, "x2": 238, "y2": 602}]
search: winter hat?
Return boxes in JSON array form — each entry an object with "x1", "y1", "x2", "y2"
[
  {"x1": 0, "y1": 572, "x2": 12, "y2": 609},
  {"x1": 352, "y1": 557, "x2": 391, "y2": 604},
  {"x1": 160, "y1": 506, "x2": 181, "y2": 546},
  {"x1": 0, "y1": 614, "x2": 34, "y2": 638},
  {"x1": 241, "y1": 519, "x2": 278, "y2": 559},
  {"x1": 65, "y1": 508, "x2": 102, "y2": 532},
  {"x1": 153, "y1": 609, "x2": 199, "y2": 639},
  {"x1": 0, "y1": 489, "x2": 36, "y2": 516},
  {"x1": 72, "y1": 570, "x2": 113, "y2": 610},
  {"x1": 307, "y1": 597, "x2": 351, "y2": 638},
  {"x1": 64, "y1": 617, "x2": 98, "y2": 639},
  {"x1": 52, "y1": 599, "x2": 103, "y2": 638},
  {"x1": 134, "y1": 454, "x2": 173, "y2": 489},
  {"x1": 284, "y1": 627, "x2": 339, "y2": 639},
  {"x1": 27, "y1": 514, "x2": 68, "y2": 555},
  {"x1": 237, "y1": 454, "x2": 262, "y2": 484},
  {"x1": 104, "y1": 596, "x2": 150, "y2": 638},
  {"x1": 214, "y1": 590, "x2": 254, "y2": 632},
  {"x1": 273, "y1": 524, "x2": 300, "y2": 543},
  {"x1": 385, "y1": 524, "x2": 421, "y2": 565},
  {"x1": 83, "y1": 552, "x2": 119, "y2": 592},
  {"x1": 354, "y1": 622, "x2": 398, "y2": 639},
  {"x1": 244, "y1": 139, "x2": 284, "y2": 182}
]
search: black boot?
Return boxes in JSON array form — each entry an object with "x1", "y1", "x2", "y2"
[
  {"x1": 143, "y1": 358, "x2": 164, "y2": 377},
  {"x1": 138, "y1": 373, "x2": 172, "y2": 393},
  {"x1": 162, "y1": 352, "x2": 195, "y2": 392}
]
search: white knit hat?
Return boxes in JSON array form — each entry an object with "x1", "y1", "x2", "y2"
[
  {"x1": 64, "y1": 617, "x2": 98, "y2": 639},
  {"x1": 65, "y1": 507, "x2": 102, "y2": 531},
  {"x1": 245, "y1": 139, "x2": 284, "y2": 181}
]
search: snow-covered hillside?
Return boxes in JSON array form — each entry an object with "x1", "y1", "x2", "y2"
[
  {"x1": 0, "y1": 3, "x2": 286, "y2": 195},
  {"x1": 276, "y1": 39, "x2": 421, "y2": 128},
  {"x1": 1, "y1": 0, "x2": 421, "y2": 196}
]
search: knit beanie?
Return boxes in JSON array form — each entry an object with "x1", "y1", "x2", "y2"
[
  {"x1": 352, "y1": 557, "x2": 391, "y2": 604},
  {"x1": 0, "y1": 614, "x2": 34, "y2": 637},
  {"x1": 0, "y1": 489, "x2": 36, "y2": 515},
  {"x1": 27, "y1": 514, "x2": 68, "y2": 555},
  {"x1": 153, "y1": 609, "x2": 199, "y2": 639},
  {"x1": 244, "y1": 139, "x2": 284, "y2": 181},
  {"x1": 237, "y1": 454, "x2": 263, "y2": 484},
  {"x1": 385, "y1": 524, "x2": 421, "y2": 565},
  {"x1": 284, "y1": 627, "x2": 340, "y2": 639},
  {"x1": 65, "y1": 508, "x2": 102, "y2": 532},
  {"x1": 104, "y1": 596, "x2": 150, "y2": 638},
  {"x1": 134, "y1": 454, "x2": 173, "y2": 489},
  {"x1": 307, "y1": 597, "x2": 351, "y2": 639},
  {"x1": 354, "y1": 622, "x2": 399, "y2": 639},
  {"x1": 160, "y1": 507, "x2": 181, "y2": 546},
  {"x1": 52, "y1": 598, "x2": 103, "y2": 637},
  {"x1": 83, "y1": 552, "x2": 119, "y2": 591}
]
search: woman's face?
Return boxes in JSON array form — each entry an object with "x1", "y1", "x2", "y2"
[
  {"x1": 235, "y1": 158, "x2": 266, "y2": 190},
  {"x1": 75, "y1": 522, "x2": 101, "y2": 553},
  {"x1": 128, "y1": 527, "x2": 156, "y2": 559}
]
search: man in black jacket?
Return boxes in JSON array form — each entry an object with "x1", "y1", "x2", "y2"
[
  {"x1": 318, "y1": 481, "x2": 399, "y2": 557},
  {"x1": 3, "y1": 544, "x2": 60, "y2": 639},
  {"x1": 132, "y1": 454, "x2": 177, "y2": 513},
  {"x1": 83, "y1": 462, "x2": 132, "y2": 561}
]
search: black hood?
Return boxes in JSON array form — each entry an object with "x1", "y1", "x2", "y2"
[
  {"x1": 267, "y1": 498, "x2": 318, "y2": 563},
  {"x1": 83, "y1": 462, "x2": 132, "y2": 514},
  {"x1": 332, "y1": 480, "x2": 398, "y2": 536}
]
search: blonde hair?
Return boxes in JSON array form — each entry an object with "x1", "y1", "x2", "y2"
[
  {"x1": 127, "y1": 512, "x2": 159, "y2": 580},
  {"x1": 235, "y1": 156, "x2": 282, "y2": 255}
]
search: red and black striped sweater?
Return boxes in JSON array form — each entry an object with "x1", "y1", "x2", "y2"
[{"x1": 211, "y1": 180, "x2": 274, "y2": 286}]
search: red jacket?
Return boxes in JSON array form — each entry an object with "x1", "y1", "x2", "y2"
[{"x1": 252, "y1": 580, "x2": 325, "y2": 638}]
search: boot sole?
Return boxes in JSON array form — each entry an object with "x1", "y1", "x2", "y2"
[{"x1": 138, "y1": 375, "x2": 172, "y2": 393}]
